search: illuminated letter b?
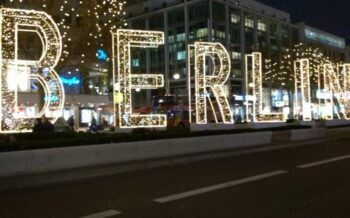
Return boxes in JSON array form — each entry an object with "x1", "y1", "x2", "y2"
[{"x1": 0, "y1": 8, "x2": 65, "y2": 132}]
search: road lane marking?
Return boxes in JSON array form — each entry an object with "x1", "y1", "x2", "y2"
[
  {"x1": 80, "y1": 210, "x2": 121, "y2": 218},
  {"x1": 154, "y1": 170, "x2": 287, "y2": 203},
  {"x1": 297, "y1": 154, "x2": 350, "y2": 169}
]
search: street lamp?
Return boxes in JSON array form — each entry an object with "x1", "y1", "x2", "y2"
[{"x1": 173, "y1": 73, "x2": 181, "y2": 80}]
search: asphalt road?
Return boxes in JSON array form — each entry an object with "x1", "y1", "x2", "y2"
[{"x1": 1, "y1": 138, "x2": 350, "y2": 218}]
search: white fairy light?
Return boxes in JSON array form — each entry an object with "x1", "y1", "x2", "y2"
[
  {"x1": 322, "y1": 63, "x2": 350, "y2": 120},
  {"x1": 5, "y1": 0, "x2": 127, "y2": 63},
  {"x1": 0, "y1": 8, "x2": 65, "y2": 132},
  {"x1": 112, "y1": 29, "x2": 166, "y2": 128},
  {"x1": 190, "y1": 42, "x2": 233, "y2": 124},
  {"x1": 294, "y1": 59, "x2": 312, "y2": 121},
  {"x1": 188, "y1": 44, "x2": 194, "y2": 124},
  {"x1": 246, "y1": 52, "x2": 285, "y2": 122}
]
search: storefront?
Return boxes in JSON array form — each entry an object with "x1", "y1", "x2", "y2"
[{"x1": 17, "y1": 93, "x2": 114, "y2": 131}]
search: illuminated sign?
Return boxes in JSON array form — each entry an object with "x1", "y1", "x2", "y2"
[
  {"x1": 61, "y1": 76, "x2": 81, "y2": 86},
  {"x1": 189, "y1": 42, "x2": 233, "y2": 124},
  {"x1": 294, "y1": 59, "x2": 312, "y2": 121},
  {"x1": 316, "y1": 89, "x2": 332, "y2": 99},
  {"x1": 44, "y1": 95, "x2": 60, "y2": 102},
  {"x1": 245, "y1": 53, "x2": 285, "y2": 122},
  {"x1": 112, "y1": 29, "x2": 166, "y2": 128},
  {"x1": 322, "y1": 64, "x2": 350, "y2": 120},
  {"x1": 2, "y1": 7, "x2": 350, "y2": 133},
  {"x1": 0, "y1": 8, "x2": 65, "y2": 133},
  {"x1": 97, "y1": 49, "x2": 108, "y2": 61}
]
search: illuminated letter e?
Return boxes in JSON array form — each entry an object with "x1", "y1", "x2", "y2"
[{"x1": 113, "y1": 29, "x2": 166, "y2": 128}]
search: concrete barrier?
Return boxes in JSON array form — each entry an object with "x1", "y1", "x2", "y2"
[
  {"x1": 190, "y1": 123, "x2": 236, "y2": 131},
  {"x1": 191, "y1": 122, "x2": 290, "y2": 131},
  {"x1": 247, "y1": 122, "x2": 287, "y2": 129},
  {"x1": 290, "y1": 128, "x2": 326, "y2": 141},
  {"x1": 325, "y1": 120, "x2": 350, "y2": 127},
  {"x1": 0, "y1": 131, "x2": 272, "y2": 178}
]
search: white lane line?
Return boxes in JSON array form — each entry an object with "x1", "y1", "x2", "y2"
[
  {"x1": 298, "y1": 154, "x2": 350, "y2": 169},
  {"x1": 79, "y1": 210, "x2": 121, "y2": 218},
  {"x1": 154, "y1": 170, "x2": 287, "y2": 203}
]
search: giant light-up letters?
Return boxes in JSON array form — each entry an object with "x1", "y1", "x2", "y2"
[
  {"x1": 189, "y1": 42, "x2": 233, "y2": 124},
  {"x1": 322, "y1": 64, "x2": 350, "y2": 120},
  {"x1": 112, "y1": 29, "x2": 166, "y2": 128},
  {"x1": 245, "y1": 52, "x2": 285, "y2": 122},
  {"x1": 294, "y1": 59, "x2": 312, "y2": 121},
  {"x1": 111, "y1": 32, "x2": 350, "y2": 127},
  {"x1": 3, "y1": 7, "x2": 350, "y2": 132},
  {"x1": 0, "y1": 8, "x2": 65, "y2": 132}
]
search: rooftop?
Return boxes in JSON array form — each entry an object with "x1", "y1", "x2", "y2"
[{"x1": 127, "y1": 0, "x2": 291, "y2": 22}]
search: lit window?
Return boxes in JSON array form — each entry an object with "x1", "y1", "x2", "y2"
[
  {"x1": 177, "y1": 33, "x2": 186, "y2": 41},
  {"x1": 197, "y1": 28, "x2": 208, "y2": 38},
  {"x1": 245, "y1": 18, "x2": 254, "y2": 28},
  {"x1": 230, "y1": 13, "x2": 240, "y2": 24},
  {"x1": 132, "y1": 59, "x2": 140, "y2": 67},
  {"x1": 232, "y1": 69, "x2": 241, "y2": 77},
  {"x1": 304, "y1": 28, "x2": 345, "y2": 49},
  {"x1": 215, "y1": 30, "x2": 225, "y2": 39},
  {"x1": 258, "y1": 20, "x2": 266, "y2": 32},
  {"x1": 176, "y1": 50, "x2": 186, "y2": 60},
  {"x1": 168, "y1": 35, "x2": 175, "y2": 43},
  {"x1": 232, "y1": 51, "x2": 241, "y2": 60}
]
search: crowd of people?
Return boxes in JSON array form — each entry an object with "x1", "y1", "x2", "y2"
[{"x1": 32, "y1": 115, "x2": 110, "y2": 133}]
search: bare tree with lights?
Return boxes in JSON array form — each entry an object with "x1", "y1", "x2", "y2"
[
  {"x1": 264, "y1": 43, "x2": 331, "y2": 119},
  {"x1": 3, "y1": 0, "x2": 127, "y2": 72}
]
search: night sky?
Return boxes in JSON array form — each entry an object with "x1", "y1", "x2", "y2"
[{"x1": 257, "y1": 0, "x2": 350, "y2": 41}]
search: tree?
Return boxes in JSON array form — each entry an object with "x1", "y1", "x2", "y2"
[
  {"x1": 264, "y1": 43, "x2": 331, "y2": 118},
  {"x1": 3, "y1": 0, "x2": 127, "y2": 72}
]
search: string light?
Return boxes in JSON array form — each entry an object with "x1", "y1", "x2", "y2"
[
  {"x1": 3, "y1": 3, "x2": 350, "y2": 129},
  {"x1": 265, "y1": 43, "x2": 329, "y2": 85},
  {"x1": 0, "y1": 8, "x2": 65, "y2": 132},
  {"x1": 4, "y1": 0, "x2": 127, "y2": 64},
  {"x1": 188, "y1": 44, "x2": 194, "y2": 124},
  {"x1": 264, "y1": 43, "x2": 338, "y2": 120},
  {"x1": 190, "y1": 42, "x2": 233, "y2": 124},
  {"x1": 322, "y1": 63, "x2": 350, "y2": 120},
  {"x1": 294, "y1": 59, "x2": 312, "y2": 121},
  {"x1": 112, "y1": 29, "x2": 166, "y2": 128},
  {"x1": 246, "y1": 52, "x2": 285, "y2": 122}
]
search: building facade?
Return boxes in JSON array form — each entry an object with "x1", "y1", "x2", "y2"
[
  {"x1": 346, "y1": 46, "x2": 350, "y2": 62},
  {"x1": 126, "y1": 0, "x2": 300, "y2": 119},
  {"x1": 297, "y1": 23, "x2": 346, "y2": 62},
  {"x1": 126, "y1": 0, "x2": 350, "y2": 122}
]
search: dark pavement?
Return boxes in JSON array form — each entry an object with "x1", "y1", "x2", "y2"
[{"x1": 1, "y1": 138, "x2": 350, "y2": 218}]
